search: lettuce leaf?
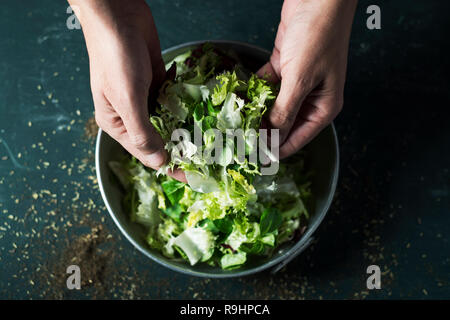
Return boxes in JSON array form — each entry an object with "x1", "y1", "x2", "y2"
[
  {"x1": 111, "y1": 44, "x2": 312, "y2": 270},
  {"x1": 172, "y1": 227, "x2": 216, "y2": 265},
  {"x1": 220, "y1": 251, "x2": 247, "y2": 269}
]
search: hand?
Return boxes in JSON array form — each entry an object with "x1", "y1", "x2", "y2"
[
  {"x1": 70, "y1": 0, "x2": 186, "y2": 181},
  {"x1": 258, "y1": 0, "x2": 357, "y2": 158}
]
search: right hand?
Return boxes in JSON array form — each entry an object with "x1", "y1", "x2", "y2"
[{"x1": 72, "y1": 0, "x2": 186, "y2": 181}]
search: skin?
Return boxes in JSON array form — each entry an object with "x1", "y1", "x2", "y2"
[
  {"x1": 69, "y1": 0, "x2": 357, "y2": 178},
  {"x1": 68, "y1": 0, "x2": 186, "y2": 182},
  {"x1": 257, "y1": 0, "x2": 357, "y2": 158}
]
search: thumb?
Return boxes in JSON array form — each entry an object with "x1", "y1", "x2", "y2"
[
  {"x1": 256, "y1": 61, "x2": 280, "y2": 83},
  {"x1": 116, "y1": 92, "x2": 168, "y2": 170}
]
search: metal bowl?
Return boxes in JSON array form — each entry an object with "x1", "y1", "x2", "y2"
[{"x1": 95, "y1": 40, "x2": 339, "y2": 278}]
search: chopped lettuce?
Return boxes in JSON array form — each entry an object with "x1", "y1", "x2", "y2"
[
  {"x1": 221, "y1": 251, "x2": 247, "y2": 269},
  {"x1": 111, "y1": 44, "x2": 312, "y2": 269},
  {"x1": 172, "y1": 227, "x2": 215, "y2": 265}
]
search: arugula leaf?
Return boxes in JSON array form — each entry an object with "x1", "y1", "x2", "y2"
[
  {"x1": 260, "y1": 208, "x2": 283, "y2": 235},
  {"x1": 198, "y1": 218, "x2": 220, "y2": 233},
  {"x1": 213, "y1": 217, "x2": 233, "y2": 235},
  {"x1": 163, "y1": 204, "x2": 184, "y2": 223},
  {"x1": 161, "y1": 179, "x2": 186, "y2": 206},
  {"x1": 202, "y1": 115, "x2": 216, "y2": 131}
]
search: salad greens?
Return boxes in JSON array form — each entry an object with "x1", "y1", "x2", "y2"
[{"x1": 109, "y1": 44, "x2": 312, "y2": 270}]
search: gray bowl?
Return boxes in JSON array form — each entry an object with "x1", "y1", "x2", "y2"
[{"x1": 95, "y1": 40, "x2": 339, "y2": 278}]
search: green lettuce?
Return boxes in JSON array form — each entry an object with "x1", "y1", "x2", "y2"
[{"x1": 111, "y1": 44, "x2": 312, "y2": 269}]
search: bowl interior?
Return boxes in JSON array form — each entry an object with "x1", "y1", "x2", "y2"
[{"x1": 96, "y1": 41, "x2": 339, "y2": 277}]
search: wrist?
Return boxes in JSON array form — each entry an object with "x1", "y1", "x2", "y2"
[
  {"x1": 67, "y1": 0, "x2": 151, "y2": 53},
  {"x1": 314, "y1": 0, "x2": 356, "y2": 19},
  {"x1": 298, "y1": 0, "x2": 357, "y2": 39},
  {"x1": 67, "y1": 0, "x2": 148, "y2": 33}
]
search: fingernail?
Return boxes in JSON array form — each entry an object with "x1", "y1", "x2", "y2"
[
  {"x1": 168, "y1": 168, "x2": 187, "y2": 183},
  {"x1": 147, "y1": 149, "x2": 167, "y2": 169}
]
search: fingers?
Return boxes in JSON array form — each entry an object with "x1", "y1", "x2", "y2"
[
  {"x1": 256, "y1": 61, "x2": 280, "y2": 83},
  {"x1": 257, "y1": 48, "x2": 313, "y2": 148},
  {"x1": 269, "y1": 72, "x2": 314, "y2": 145},
  {"x1": 94, "y1": 94, "x2": 188, "y2": 183},
  {"x1": 94, "y1": 90, "x2": 168, "y2": 171},
  {"x1": 256, "y1": 44, "x2": 282, "y2": 82},
  {"x1": 114, "y1": 91, "x2": 168, "y2": 169},
  {"x1": 167, "y1": 168, "x2": 187, "y2": 184},
  {"x1": 278, "y1": 117, "x2": 324, "y2": 159},
  {"x1": 279, "y1": 96, "x2": 342, "y2": 158}
]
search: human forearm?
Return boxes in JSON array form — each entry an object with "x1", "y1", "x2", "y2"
[
  {"x1": 67, "y1": 0, "x2": 152, "y2": 41},
  {"x1": 67, "y1": 0, "x2": 182, "y2": 178},
  {"x1": 259, "y1": 0, "x2": 358, "y2": 157}
]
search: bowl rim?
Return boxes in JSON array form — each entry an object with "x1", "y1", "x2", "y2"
[{"x1": 95, "y1": 40, "x2": 340, "y2": 278}]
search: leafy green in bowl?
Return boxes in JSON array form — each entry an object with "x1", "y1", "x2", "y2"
[{"x1": 96, "y1": 41, "x2": 339, "y2": 277}]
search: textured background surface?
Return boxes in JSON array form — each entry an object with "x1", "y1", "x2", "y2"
[{"x1": 0, "y1": 0, "x2": 449, "y2": 299}]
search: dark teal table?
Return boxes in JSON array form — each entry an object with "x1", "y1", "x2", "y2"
[{"x1": 0, "y1": 0, "x2": 448, "y2": 299}]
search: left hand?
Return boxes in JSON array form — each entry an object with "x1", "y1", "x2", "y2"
[{"x1": 258, "y1": 0, "x2": 357, "y2": 158}]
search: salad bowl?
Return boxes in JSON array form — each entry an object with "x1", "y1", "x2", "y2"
[{"x1": 95, "y1": 40, "x2": 339, "y2": 277}]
